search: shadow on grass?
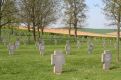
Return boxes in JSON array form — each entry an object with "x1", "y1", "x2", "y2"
[
  {"x1": 110, "y1": 66, "x2": 120, "y2": 70},
  {"x1": 63, "y1": 68, "x2": 78, "y2": 73}
]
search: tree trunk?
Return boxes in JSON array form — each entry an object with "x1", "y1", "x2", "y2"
[
  {"x1": 0, "y1": 26, "x2": 2, "y2": 41},
  {"x1": 74, "y1": 23, "x2": 77, "y2": 39},
  {"x1": 75, "y1": 28, "x2": 77, "y2": 37},
  {"x1": 37, "y1": 26, "x2": 40, "y2": 38},
  {"x1": 11, "y1": 26, "x2": 14, "y2": 35},
  {"x1": 41, "y1": 26, "x2": 44, "y2": 35},
  {"x1": 32, "y1": 22, "x2": 36, "y2": 41},
  {"x1": 27, "y1": 24, "x2": 31, "y2": 44},
  {"x1": 27, "y1": 23, "x2": 31, "y2": 32},
  {"x1": 0, "y1": 0, "x2": 2, "y2": 41},
  {"x1": 116, "y1": 22, "x2": 120, "y2": 62},
  {"x1": 69, "y1": 23, "x2": 71, "y2": 37}
]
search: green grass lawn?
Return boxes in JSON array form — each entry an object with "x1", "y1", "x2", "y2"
[{"x1": 0, "y1": 37, "x2": 121, "y2": 80}]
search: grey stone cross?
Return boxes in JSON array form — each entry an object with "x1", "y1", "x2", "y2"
[
  {"x1": 76, "y1": 40, "x2": 81, "y2": 48},
  {"x1": 39, "y1": 42, "x2": 45, "y2": 56},
  {"x1": 15, "y1": 39, "x2": 20, "y2": 49},
  {"x1": 65, "y1": 40, "x2": 71, "y2": 55},
  {"x1": 51, "y1": 50, "x2": 65, "y2": 75},
  {"x1": 101, "y1": 50, "x2": 112, "y2": 70},
  {"x1": 7, "y1": 43, "x2": 16, "y2": 55},
  {"x1": 88, "y1": 42, "x2": 94, "y2": 54}
]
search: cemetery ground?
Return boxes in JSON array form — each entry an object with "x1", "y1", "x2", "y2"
[{"x1": 0, "y1": 29, "x2": 121, "y2": 80}]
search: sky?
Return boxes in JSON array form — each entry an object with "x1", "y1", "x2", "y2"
[
  {"x1": 52, "y1": 0, "x2": 115, "y2": 29},
  {"x1": 85, "y1": 0, "x2": 110, "y2": 29},
  {"x1": 85, "y1": 0, "x2": 106, "y2": 29}
]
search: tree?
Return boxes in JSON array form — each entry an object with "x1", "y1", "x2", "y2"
[
  {"x1": 19, "y1": 0, "x2": 58, "y2": 41},
  {"x1": 64, "y1": 0, "x2": 87, "y2": 38},
  {"x1": 37, "y1": 0, "x2": 58, "y2": 38},
  {"x1": 103, "y1": 0, "x2": 121, "y2": 62},
  {"x1": 19, "y1": 0, "x2": 40, "y2": 41},
  {"x1": 0, "y1": 0, "x2": 17, "y2": 39}
]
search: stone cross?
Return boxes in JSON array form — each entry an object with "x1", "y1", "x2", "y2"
[
  {"x1": 7, "y1": 43, "x2": 16, "y2": 55},
  {"x1": 40, "y1": 39, "x2": 44, "y2": 45},
  {"x1": 65, "y1": 40, "x2": 71, "y2": 55},
  {"x1": 35, "y1": 41, "x2": 39, "y2": 49},
  {"x1": 15, "y1": 39, "x2": 20, "y2": 49},
  {"x1": 2, "y1": 38, "x2": 7, "y2": 46},
  {"x1": 88, "y1": 42, "x2": 94, "y2": 54},
  {"x1": 39, "y1": 42, "x2": 45, "y2": 56},
  {"x1": 0, "y1": 37, "x2": 3, "y2": 42},
  {"x1": 114, "y1": 43, "x2": 117, "y2": 49},
  {"x1": 76, "y1": 40, "x2": 81, "y2": 48},
  {"x1": 87, "y1": 39, "x2": 91, "y2": 45},
  {"x1": 51, "y1": 50, "x2": 65, "y2": 75},
  {"x1": 54, "y1": 39, "x2": 57, "y2": 45},
  {"x1": 101, "y1": 50, "x2": 112, "y2": 70},
  {"x1": 109, "y1": 40, "x2": 112, "y2": 45},
  {"x1": 102, "y1": 39, "x2": 106, "y2": 48}
]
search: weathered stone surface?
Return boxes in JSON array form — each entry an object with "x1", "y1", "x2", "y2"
[
  {"x1": 102, "y1": 39, "x2": 106, "y2": 48},
  {"x1": 76, "y1": 40, "x2": 81, "y2": 48},
  {"x1": 35, "y1": 41, "x2": 39, "y2": 49},
  {"x1": 88, "y1": 42, "x2": 94, "y2": 54},
  {"x1": 114, "y1": 43, "x2": 117, "y2": 49},
  {"x1": 15, "y1": 39, "x2": 20, "y2": 49},
  {"x1": 51, "y1": 50, "x2": 65, "y2": 75},
  {"x1": 2, "y1": 38, "x2": 7, "y2": 46},
  {"x1": 101, "y1": 50, "x2": 112, "y2": 70},
  {"x1": 39, "y1": 42, "x2": 45, "y2": 56},
  {"x1": 65, "y1": 40, "x2": 71, "y2": 55},
  {"x1": 54, "y1": 39, "x2": 57, "y2": 45},
  {"x1": 7, "y1": 43, "x2": 16, "y2": 55}
]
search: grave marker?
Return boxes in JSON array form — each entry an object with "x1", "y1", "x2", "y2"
[
  {"x1": 7, "y1": 43, "x2": 16, "y2": 55},
  {"x1": 114, "y1": 43, "x2": 117, "y2": 49},
  {"x1": 65, "y1": 40, "x2": 71, "y2": 55},
  {"x1": 35, "y1": 41, "x2": 39, "y2": 49},
  {"x1": 51, "y1": 50, "x2": 65, "y2": 75},
  {"x1": 76, "y1": 40, "x2": 81, "y2": 48},
  {"x1": 54, "y1": 39, "x2": 57, "y2": 45},
  {"x1": 2, "y1": 38, "x2": 7, "y2": 46},
  {"x1": 109, "y1": 40, "x2": 112, "y2": 45},
  {"x1": 101, "y1": 50, "x2": 112, "y2": 70},
  {"x1": 102, "y1": 39, "x2": 106, "y2": 48},
  {"x1": 88, "y1": 42, "x2": 94, "y2": 54},
  {"x1": 15, "y1": 39, "x2": 20, "y2": 49},
  {"x1": 39, "y1": 42, "x2": 45, "y2": 56}
]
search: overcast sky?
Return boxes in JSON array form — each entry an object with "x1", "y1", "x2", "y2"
[{"x1": 51, "y1": 0, "x2": 115, "y2": 29}]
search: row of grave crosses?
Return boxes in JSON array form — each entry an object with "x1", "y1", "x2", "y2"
[
  {"x1": 51, "y1": 49, "x2": 112, "y2": 75},
  {"x1": 51, "y1": 40, "x2": 112, "y2": 75},
  {"x1": 7, "y1": 39, "x2": 20, "y2": 55},
  {"x1": 6, "y1": 38, "x2": 115, "y2": 57},
  {"x1": 35, "y1": 39, "x2": 94, "y2": 56},
  {"x1": 35, "y1": 39, "x2": 77, "y2": 56}
]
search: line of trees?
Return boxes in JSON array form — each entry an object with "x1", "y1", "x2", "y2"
[
  {"x1": 0, "y1": 0, "x2": 87, "y2": 41},
  {"x1": 18, "y1": 0, "x2": 60, "y2": 41}
]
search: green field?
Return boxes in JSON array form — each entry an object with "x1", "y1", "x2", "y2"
[
  {"x1": 63, "y1": 27, "x2": 116, "y2": 34},
  {"x1": 80, "y1": 28, "x2": 116, "y2": 34},
  {"x1": 0, "y1": 29, "x2": 121, "y2": 80}
]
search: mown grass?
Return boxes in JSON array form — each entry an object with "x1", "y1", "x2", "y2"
[{"x1": 0, "y1": 37, "x2": 121, "y2": 80}]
